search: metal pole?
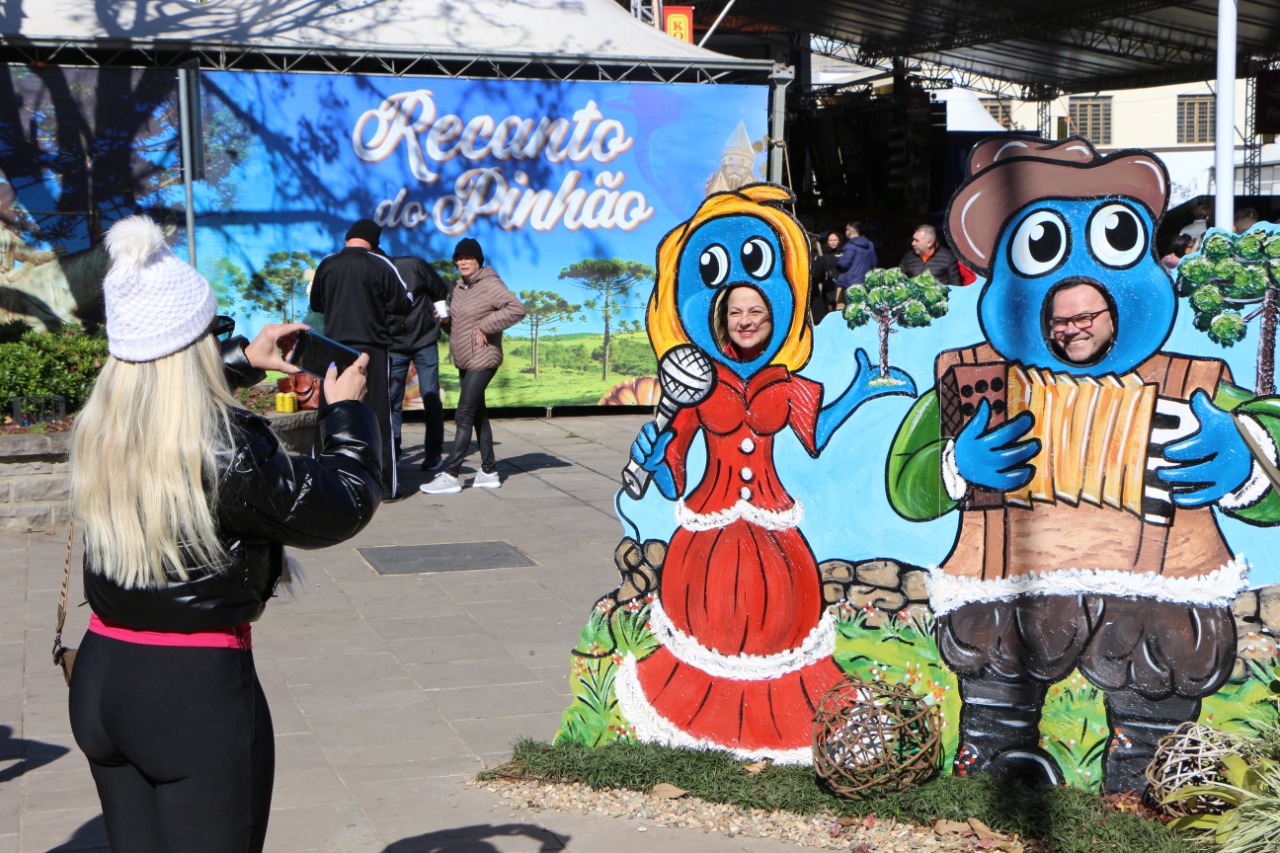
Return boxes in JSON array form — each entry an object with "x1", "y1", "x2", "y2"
[
  {"x1": 1214, "y1": 0, "x2": 1237, "y2": 232},
  {"x1": 768, "y1": 64, "x2": 794, "y2": 185},
  {"x1": 698, "y1": 0, "x2": 738, "y2": 48},
  {"x1": 177, "y1": 66, "x2": 198, "y2": 267}
]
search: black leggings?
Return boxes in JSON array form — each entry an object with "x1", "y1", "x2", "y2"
[
  {"x1": 442, "y1": 366, "x2": 497, "y2": 476},
  {"x1": 68, "y1": 631, "x2": 274, "y2": 853}
]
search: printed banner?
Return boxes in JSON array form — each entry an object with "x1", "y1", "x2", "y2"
[{"x1": 192, "y1": 72, "x2": 770, "y2": 409}]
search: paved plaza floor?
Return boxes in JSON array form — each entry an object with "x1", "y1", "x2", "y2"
[{"x1": 2, "y1": 414, "x2": 800, "y2": 852}]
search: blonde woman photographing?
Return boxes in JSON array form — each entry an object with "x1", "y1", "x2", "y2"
[{"x1": 67, "y1": 216, "x2": 382, "y2": 853}]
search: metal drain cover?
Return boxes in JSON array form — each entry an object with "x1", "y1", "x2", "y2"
[{"x1": 358, "y1": 541, "x2": 536, "y2": 575}]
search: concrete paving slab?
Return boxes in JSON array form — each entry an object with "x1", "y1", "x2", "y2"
[
  {"x1": 261, "y1": 802, "x2": 381, "y2": 853},
  {"x1": 366, "y1": 614, "x2": 487, "y2": 642},
  {"x1": 277, "y1": 652, "x2": 408, "y2": 686},
  {"x1": 429, "y1": 682, "x2": 568, "y2": 721},
  {"x1": 405, "y1": 657, "x2": 540, "y2": 691}
]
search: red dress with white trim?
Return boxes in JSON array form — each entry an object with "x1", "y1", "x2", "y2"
[{"x1": 619, "y1": 362, "x2": 844, "y2": 761}]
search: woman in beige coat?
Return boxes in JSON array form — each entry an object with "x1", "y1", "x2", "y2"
[{"x1": 421, "y1": 238, "x2": 526, "y2": 493}]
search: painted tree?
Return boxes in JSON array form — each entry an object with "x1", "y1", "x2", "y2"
[
  {"x1": 843, "y1": 267, "x2": 949, "y2": 379},
  {"x1": 431, "y1": 258, "x2": 460, "y2": 287},
  {"x1": 558, "y1": 258, "x2": 654, "y2": 380},
  {"x1": 1175, "y1": 225, "x2": 1280, "y2": 394},
  {"x1": 519, "y1": 290, "x2": 582, "y2": 377},
  {"x1": 209, "y1": 256, "x2": 249, "y2": 320},
  {"x1": 243, "y1": 251, "x2": 317, "y2": 322}
]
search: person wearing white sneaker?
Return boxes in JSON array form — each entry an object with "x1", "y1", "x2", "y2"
[
  {"x1": 419, "y1": 470, "x2": 461, "y2": 494},
  {"x1": 432, "y1": 237, "x2": 525, "y2": 490},
  {"x1": 472, "y1": 469, "x2": 501, "y2": 489}
]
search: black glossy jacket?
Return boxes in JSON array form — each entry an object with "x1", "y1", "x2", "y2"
[{"x1": 83, "y1": 338, "x2": 383, "y2": 633}]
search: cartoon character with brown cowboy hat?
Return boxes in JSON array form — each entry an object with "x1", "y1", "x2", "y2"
[{"x1": 885, "y1": 136, "x2": 1280, "y2": 796}]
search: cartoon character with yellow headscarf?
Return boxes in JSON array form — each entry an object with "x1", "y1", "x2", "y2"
[{"x1": 615, "y1": 184, "x2": 915, "y2": 761}]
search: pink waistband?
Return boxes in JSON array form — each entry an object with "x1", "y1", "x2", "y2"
[{"x1": 88, "y1": 614, "x2": 252, "y2": 650}]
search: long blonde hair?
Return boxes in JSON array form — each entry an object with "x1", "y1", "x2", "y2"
[
  {"x1": 646, "y1": 183, "x2": 812, "y2": 371},
  {"x1": 71, "y1": 336, "x2": 240, "y2": 589}
]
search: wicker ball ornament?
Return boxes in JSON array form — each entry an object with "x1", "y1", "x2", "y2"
[
  {"x1": 1145, "y1": 721, "x2": 1233, "y2": 817},
  {"x1": 812, "y1": 676, "x2": 941, "y2": 798}
]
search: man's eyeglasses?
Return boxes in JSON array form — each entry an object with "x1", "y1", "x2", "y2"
[
  {"x1": 1050, "y1": 309, "x2": 1108, "y2": 334},
  {"x1": 210, "y1": 315, "x2": 235, "y2": 341}
]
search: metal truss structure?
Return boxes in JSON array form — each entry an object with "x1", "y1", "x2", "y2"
[
  {"x1": 0, "y1": 37, "x2": 765, "y2": 86},
  {"x1": 707, "y1": 0, "x2": 1278, "y2": 97}
]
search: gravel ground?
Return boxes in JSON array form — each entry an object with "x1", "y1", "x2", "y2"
[{"x1": 471, "y1": 778, "x2": 1032, "y2": 852}]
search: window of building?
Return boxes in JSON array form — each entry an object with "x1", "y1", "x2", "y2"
[
  {"x1": 1068, "y1": 96, "x2": 1112, "y2": 145},
  {"x1": 981, "y1": 99, "x2": 1014, "y2": 129},
  {"x1": 1177, "y1": 95, "x2": 1215, "y2": 144}
]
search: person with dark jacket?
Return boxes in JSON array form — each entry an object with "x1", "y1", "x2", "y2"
[
  {"x1": 309, "y1": 218, "x2": 412, "y2": 496},
  {"x1": 387, "y1": 254, "x2": 450, "y2": 473},
  {"x1": 835, "y1": 221, "x2": 878, "y2": 300},
  {"x1": 810, "y1": 230, "x2": 842, "y2": 320},
  {"x1": 900, "y1": 223, "x2": 961, "y2": 285},
  {"x1": 68, "y1": 215, "x2": 381, "y2": 853},
  {"x1": 420, "y1": 237, "x2": 526, "y2": 494}
]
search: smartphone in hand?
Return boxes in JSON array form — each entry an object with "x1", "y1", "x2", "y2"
[{"x1": 285, "y1": 330, "x2": 362, "y2": 378}]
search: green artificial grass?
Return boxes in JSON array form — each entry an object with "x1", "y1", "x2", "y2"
[{"x1": 480, "y1": 739, "x2": 1201, "y2": 853}]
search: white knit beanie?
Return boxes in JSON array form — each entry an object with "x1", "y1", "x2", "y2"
[{"x1": 102, "y1": 215, "x2": 218, "y2": 362}]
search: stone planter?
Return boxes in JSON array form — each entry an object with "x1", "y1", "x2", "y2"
[
  {"x1": 0, "y1": 431, "x2": 72, "y2": 531},
  {"x1": 0, "y1": 410, "x2": 318, "y2": 532}
]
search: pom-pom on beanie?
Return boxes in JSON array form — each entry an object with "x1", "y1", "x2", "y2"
[
  {"x1": 102, "y1": 215, "x2": 218, "y2": 362},
  {"x1": 452, "y1": 237, "x2": 484, "y2": 266},
  {"x1": 345, "y1": 218, "x2": 382, "y2": 249}
]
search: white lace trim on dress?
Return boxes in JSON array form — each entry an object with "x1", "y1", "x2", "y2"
[
  {"x1": 614, "y1": 654, "x2": 814, "y2": 765},
  {"x1": 674, "y1": 497, "x2": 804, "y2": 531},
  {"x1": 647, "y1": 599, "x2": 836, "y2": 680}
]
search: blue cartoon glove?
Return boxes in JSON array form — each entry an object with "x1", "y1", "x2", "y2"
[
  {"x1": 1157, "y1": 390, "x2": 1254, "y2": 507},
  {"x1": 953, "y1": 399, "x2": 1040, "y2": 492},
  {"x1": 630, "y1": 421, "x2": 677, "y2": 499},
  {"x1": 816, "y1": 349, "x2": 917, "y2": 449}
]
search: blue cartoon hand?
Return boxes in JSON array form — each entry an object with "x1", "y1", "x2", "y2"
[
  {"x1": 953, "y1": 399, "x2": 1040, "y2": 492},
  {"x1": 849, "y1": 348, "x2": 918, "y2": 401},
  {"x1": 628, "y1": 421, "x2": 677, "y2": 499},
  {"x1": 816, "y1": 349, "x2": 917, "y2": 450},
  {"x1": 1156, "y1": 390, "x2": 1253, "y2": 507}
]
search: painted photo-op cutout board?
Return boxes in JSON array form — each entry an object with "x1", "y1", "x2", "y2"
[{"x1": 558, "y1": 139, "x2": 1280, "y2": 803}]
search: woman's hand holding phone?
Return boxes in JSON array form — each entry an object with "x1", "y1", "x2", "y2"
[
  {"x1": 324, "y1": 353, "x2": 369, "y2": 404},
  {"x1": 247, "y1": 322, "x2": 310, "y2": 373}
]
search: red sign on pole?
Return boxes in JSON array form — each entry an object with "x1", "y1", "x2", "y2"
[
  {"x1": 664, "y1": 7, "x2": 695, "y2": 44},
  {"x1": 1258, "y1": 70, "x2": 1280, "y2": 136}
]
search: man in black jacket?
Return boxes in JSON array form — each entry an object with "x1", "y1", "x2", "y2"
[
  {"x1": 309, "y1": 218, "x2": 412, "y2": 496},
  {"x1": 900, "y1": 223, "x2": 961, "y2": 286},
  {"x1": 387, "y1": 254, "x2": 450, "y2": 472}
]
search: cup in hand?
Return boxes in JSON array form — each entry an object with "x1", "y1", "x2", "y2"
[{"x1": 433, "y1": 300, "x2": 449, "y2": 319}]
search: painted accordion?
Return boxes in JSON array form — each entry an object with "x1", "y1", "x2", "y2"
[{"x1": 941, "y1": 362, "x2": 1196, "y2": 524}]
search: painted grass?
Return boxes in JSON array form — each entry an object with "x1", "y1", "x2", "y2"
[{"x1": 437, "y1": 333, "x2": 657, "y2": 408}]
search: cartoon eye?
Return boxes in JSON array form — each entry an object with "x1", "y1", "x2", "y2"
[
  {"x1": 1009, "y1": 210, "x2": 1068, "y2": 277},
  {"x1": 1088, "y1": 203, "x2": 1146, "y2": 268},
  {"x1": 741, "y1": 237, "x2": 774, "y2": 280},
  {"x1": 699, "y1": 244, "x2": 730, "y2": 287}
]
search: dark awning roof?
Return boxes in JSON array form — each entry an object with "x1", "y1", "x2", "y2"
[{"x1": 721, "y1": 0, "x2": 1279, "y2": 95}]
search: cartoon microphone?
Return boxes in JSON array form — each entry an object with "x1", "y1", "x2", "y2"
[{"x1": 622, "y1": 344, "x2": 716, "y2": 499}]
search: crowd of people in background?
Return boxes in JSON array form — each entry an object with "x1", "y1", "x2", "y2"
[{"x1": 812, "y1": 199, "x2": 1275, "y2": 320}]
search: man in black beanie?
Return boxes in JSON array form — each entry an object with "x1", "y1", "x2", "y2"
[{"x1": 310, "y1": 218, "x2": 412, "y2": 497}]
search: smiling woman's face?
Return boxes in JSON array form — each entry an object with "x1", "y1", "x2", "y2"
[{"x1": 725, "y1": 286, "x2": 772, "y2": 360}]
